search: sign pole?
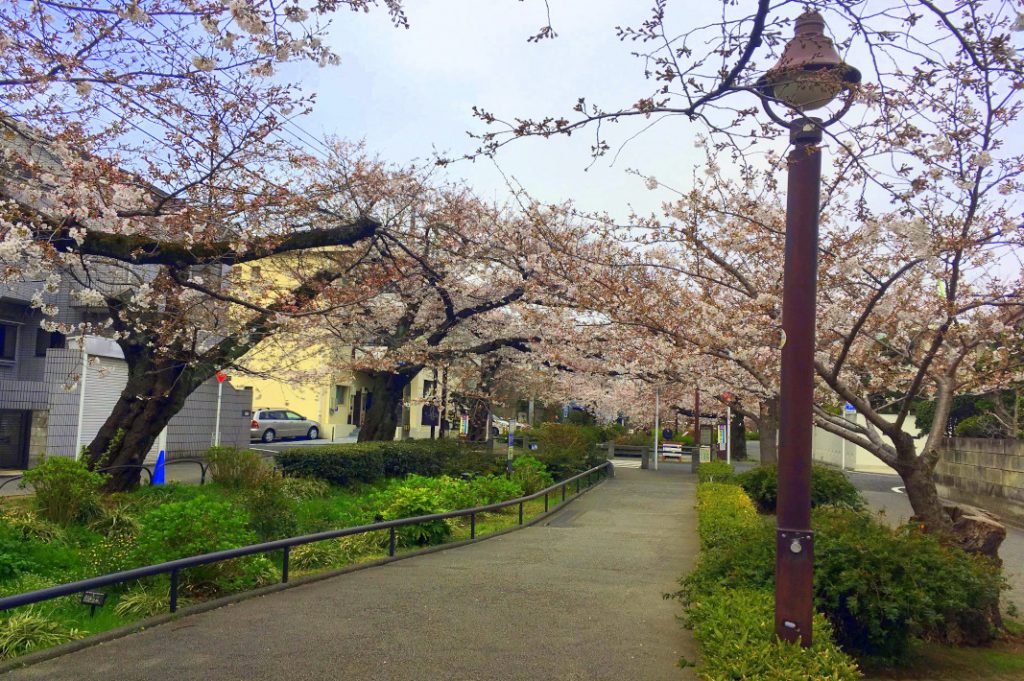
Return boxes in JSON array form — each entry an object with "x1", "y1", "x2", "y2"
[
  {"x1": 653, "y1": 387, "x2": 660, "y2": 471},
  {"x1": 214, "y1": 371, "x2": 226, "y2": 447},
  {"x1": 726, "y1": 405, "x2": 732, "y2": 466}
]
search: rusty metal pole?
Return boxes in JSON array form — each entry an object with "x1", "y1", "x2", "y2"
[{"x1": 775, "y1": 118, "x2": 823, "y2": 647}]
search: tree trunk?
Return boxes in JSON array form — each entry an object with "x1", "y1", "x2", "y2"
[
  {"x1": 758, "y1": 397, "x2": 779, "y2": 464},
  {"x1": 897, "y1": 450, "x2": 955, "y2": 535},
  {"x1": 357, "y1": 368, "x2": 419, "y2": 442},
  {"x1": 730, "y1": 413, "x2": 747, "y2": 461},
  {"x1": 84, "y1": 351, "x2": 198, "y2": 492}
]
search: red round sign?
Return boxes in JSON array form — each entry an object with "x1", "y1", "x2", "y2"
[{"x1": 216, "y1": 371, "x2": 227, "y2": 383}]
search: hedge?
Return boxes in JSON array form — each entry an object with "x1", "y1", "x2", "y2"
[
  {"x1": 696, "y1": 461, "x2": 734, "y2": 485},
  {"x1": 274, "y1": 441, "x2": 501, "y2": 486},
  {"x1": 678, "y1": 481, "x2": 1004, "y2": 670},
  {"x1": 735, "y1": 464, "x2": 864, "y2": 513},
  {"x1": 676, "y1": 483, "x2": 862, "y2": 679}
]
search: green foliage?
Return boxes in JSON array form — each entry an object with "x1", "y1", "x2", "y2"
[
  {"x1": 205, "y1": 446, "x2": 267, "y2": 489},
  {"x1": 241, "y1": 475, "x2": 298, "y2": 541},
  {"x1": 697, "y1": 461, "x2": 735, "y2": 484},
  {"x1": 596, "y1": 423, "x2": 627, "y2": 442},
  {"x1": 682, "y1": 587, "x2": 861, "y2": 681},
  {"x1": 533, "y1": 423, "x2": 604, "y2": 479},
  {"x1": 511, "y1": 455, "x2": 554, "y2": 494},
  {"x1": 565, "y1": 408, "x2": 596, "y2": 426},
  {"x1": 467, "y1": 475, "x2": 523, "y2": 505},
  {"x1": 694, "y1": 483, "x2": 760, "y2": 551},
  {"x1": 289, "y1": 533, "x2": 385, "y2": 572},
  {"x1": 745, "y1": 430, "x2": 761, "y2": 441},
  {"x1": 736, "y1": 464, "x2": 864, "y2": 513},
  {"x1": 813, "y1": 507, "x2": 1003, "y2": 658},
  {"x1": 130, "y1": 498, "x2": 274, "y2": 592},
  {"x1": 0, "y1": 608, "x2": 81, "y2": 660},
  {"x1": 953, "y1": 414, "x2": 1004, "y2": 438},
  {"x1": 280, "y1": 476, "x2": 331, "y2": 501},
  {"x1": 0, "y1": 509, "x2": 65, "y2": 543},
  {"x1": 88, "y1": 504, "x2": 139, "y2": 538},
  {"x1": 114, "y1": 585, "x2": 188, "y2": 618},
  {"x1": 0, "y1": 523, "x2": 82, "y2": 581},
  {"x1": 20, "y1": 457, "x2": 107, "y2": 526},
  {"x1": 683, "y1": 483, "x2": 1004, "y2": 664},
  {"x1": 612, "y1": 431, "x2": 653, "y2": 446},
  {"x1": 376, "y1": 485, "x2": 451, "y2": 547},
  {"x1": 274, "y1": 441, "x2": 500, "y2": 487}
]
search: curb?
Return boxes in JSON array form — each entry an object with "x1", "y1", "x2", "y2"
[{"x1": 0, "y1": 474, "x2": 610, "y2": 674}]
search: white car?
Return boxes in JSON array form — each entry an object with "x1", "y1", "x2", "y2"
[{"x1": 250, "y1": 409, "x2": 320, "y2": 443}]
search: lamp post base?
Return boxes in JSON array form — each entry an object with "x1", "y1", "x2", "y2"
[{"x1": 775, "y1": 528, "x2": 815, "y2": 645}]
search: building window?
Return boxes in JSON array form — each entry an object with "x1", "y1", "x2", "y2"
[
  {"x1": 422, "y1": 380, "x2": 437, "y2": 398},
  {"x1": 35, "y1": 329, "x2": 66, "y2": 357},
  {"x1": 333, "y1": 385, "x2": 348, "y2": 411},
  {"x1": 0, "y1": 323, "x2": 17, "y2": 361}
]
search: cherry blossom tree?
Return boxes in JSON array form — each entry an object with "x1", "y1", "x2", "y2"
[{"x1": 0, "y1": 1, "x2": 409, "y2": 489}]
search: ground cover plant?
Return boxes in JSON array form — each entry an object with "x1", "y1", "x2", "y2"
[
  {"x1": 675, "y1": 474, "x2": 1007, "y2": 680},
  {"x1": 0, "y1": 442, "x2": 606, "y2": 660}
]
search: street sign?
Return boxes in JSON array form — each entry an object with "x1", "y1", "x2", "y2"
[{"x1": 216, "y1": 371, "x2": 227, "y2": 383}]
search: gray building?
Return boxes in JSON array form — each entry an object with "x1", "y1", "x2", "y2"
[
  {"x1": 0, "y1": 116, "x2": 251, "y2": 470},
  {"x1": 0, "y1": 282, "x2": 252, "y2": 470}
]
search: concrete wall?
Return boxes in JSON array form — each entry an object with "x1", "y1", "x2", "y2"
[
  {"x1": 164, "y1": 381, "x2": 252, "y2": 458},
  {"x1": 934, "y1": 438, "x2": 1024, "y2": 525}
]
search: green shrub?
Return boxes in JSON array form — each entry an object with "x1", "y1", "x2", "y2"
[
  {"x1": 377, "y1": 485, "x2": 451, "y2": 547},
  {"x1": 114, "y1": 585, "x2": 190, "y2": 618},
  {"x1": 131, "y1": 498, "x2": 274, "y2": 592},
  {"x1": 20, "y1": 457, "x2": 106, "y2": 526},
  {"x1": 467, "y1": 475, "x2": 524, "y2": 506},
  {"x1": 242, "y1": 475, "x2": 298, "y2": 541},
  {"x1": 511, "y1": 456, "x2": 554, "y2": 494},
  {"x1": 684, "y1": 483, "x2": 1004, "y2": 663},
  {"x1": 275, "y1": 445, "x2": 385, "y2": 486},
  {"x1": 694, "y1": 483, "x2": 760, "y2": 551},
  {"x1": 280, "y1": 476, "x2": 331, "y2": 500},
  {"x1": 88, "y1": 504, "x2": 139, "y2": 538},
  {"x1": 745, "y1": 430, "x2": 761, "y2": 441},
  {"x1": 533, "y1": 423, "x2": 605, "y2": 479},
  {"x1": 274, "y1": 441, "x2": 500, "y2": 487},
  {"x1": 205, "y1": 446, "x2": 267, "y2": 489},
  {"x1": 0, "y1": 509, "x2": 65, "y2": 543},
  {"x1": 289, "y1": 532, "x2": 385, "y2": 571},
  {"x1": 736, "y1": 464, "x2": 864, "y2": 513},
  {"x1": 0, "y1": 523, "x2": 82, "y2": 580},
  {"x1": 697, "y1": 461, "x2": 734, "y2": 484},
  {"x1": 0, "y1": 608, "x2": 82, "y2": 660},
  {"x1": 953, "y1": 414, "x2": 1003, "y2": 438},
  {"x1": 612, "y1": 431, "x2": 653, "y2": 446},
  {"x1": 813, "y1": 506, "x2": 1002, "y2": 658},
  {"x1": 681, "y1": 587, "x2": 860, "y2": 680}
]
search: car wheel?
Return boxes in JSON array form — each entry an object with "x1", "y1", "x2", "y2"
[
  {"x1": 307, "y1": 427, "x2": 319, "y2": 440},
  {"x1": 261, "y1": 429, "x2": 276, "y2": 443}
]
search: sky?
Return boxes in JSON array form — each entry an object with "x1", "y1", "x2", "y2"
[{"x1": 282, "y1": 0, "x2": 729, "y2": 221}]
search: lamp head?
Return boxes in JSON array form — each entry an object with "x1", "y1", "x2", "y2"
[{"x1": 756, "y1": 11, "x2": 861, "y2": 112}]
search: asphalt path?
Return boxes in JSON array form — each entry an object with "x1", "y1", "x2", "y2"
[{"x1": 5, "y1": 466, "x2": 699, "y2": 681}]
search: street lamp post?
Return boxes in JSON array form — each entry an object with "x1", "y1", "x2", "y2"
[{"x1": 755, "y1": 10, "x2": 860, "y2": 647}]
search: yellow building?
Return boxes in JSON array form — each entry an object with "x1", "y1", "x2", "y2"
[
  {"x1": 233, "y1": 339, "x2": 455, "y2": 441},
  {"x1": 231, "y1": 258, "x2": 457, "y2": 441}
]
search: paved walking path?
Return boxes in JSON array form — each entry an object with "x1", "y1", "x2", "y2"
[{"x1": 6, "y1": 466, "x2": 699, "y2": 681}]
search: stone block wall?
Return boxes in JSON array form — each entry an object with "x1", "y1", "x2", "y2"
[{"x1": 934, "y1": 438, "x2": 1024, "y2": 525}]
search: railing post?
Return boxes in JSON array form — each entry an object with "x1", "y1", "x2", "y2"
[
  {"x1": 470, "y1": 512, "x2": 476, "y2": 539},
  {"x1": 282, "y1": 546, "x2": 290, "y2": 584},
  {"x1": 389, "y1": 527, "x2": 396, "y2": 556},
  {"x1": 576, "y1": 477, "x2": 580, "y2": 494},
  {"x1": 562, "y1": 483, "x2": 566, "y2": 502},
  {"x1": 518, "y1": 501, "x2": 524, "y2": 525},
  {"x1": 544, "y1": 492, "x2": 548, "y2": 512},
  {"x1": 169, "y1": 569, "x2": 179, "y2": 613}
]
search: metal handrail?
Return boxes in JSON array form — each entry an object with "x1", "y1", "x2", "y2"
[
  {"x1": 0, "y1": 458, "x2": 212, "y2": 493},
  {"x1": 0, "y1": 460, "x2": 613, "y2": 614}
]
